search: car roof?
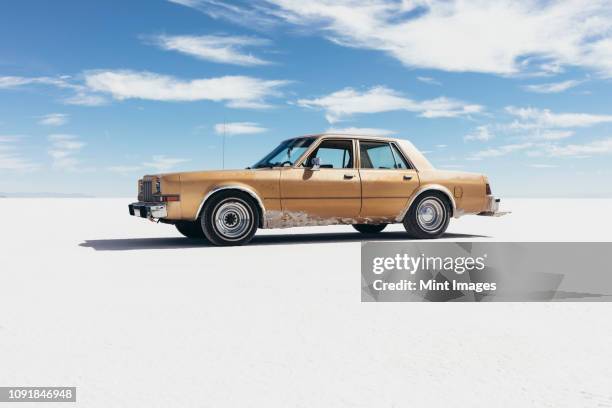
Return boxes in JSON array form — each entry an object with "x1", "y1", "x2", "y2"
[{"x1": 285, "y1": 133, "x2": 401, "y2": 142}]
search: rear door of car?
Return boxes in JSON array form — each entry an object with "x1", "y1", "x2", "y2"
[
  {"x1": 357, "y1": 140, "x2": 419, "y2": 219},
  {"x1": 280, "y1": 138, "x2": 361, "y2": 219}
]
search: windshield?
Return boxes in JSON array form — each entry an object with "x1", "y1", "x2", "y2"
[{"x1": 252, "y1": 137, "x2": 314, "y2": 168}]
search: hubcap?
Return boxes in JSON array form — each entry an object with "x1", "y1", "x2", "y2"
[
  {"x1": 416, "y1": 198, "x2": 446, "y2": 232},
  {"x1": 213, "y1": 199, "x2": 252, "y2": 240}
]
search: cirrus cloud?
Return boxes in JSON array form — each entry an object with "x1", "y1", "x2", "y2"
[
  {"x1": 214, "y1": 122, "x2": 268, "y2": 135},
  {"x1": 523, "y1": 79, "x2": 583, "y2": 94},
  {"x1": 84, "y1": 70, "x2": 290, "y2": 109},
  {"x1": 148, "y1": 34, "x2": 272, "y2": 66},
  {"x1": 170, "y1": 0, "x2": 612, "y2": 77},
  {"x1": 0, "y1": 135, "x2": 38, "y2": 171},
  {"x1": 48, "y1": 134, "x2": 86, "y2": 170},
  {"x1": 297, "y1": 86, "x2": 482, "y2": 123},
  {"x1": 38, "y1": 113, "x2": 69, "y2": 126},
  {"x1": 506, "y1": 106, "x2": 612, "y2": 129}
]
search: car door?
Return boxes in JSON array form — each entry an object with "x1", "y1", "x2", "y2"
[
  {"x1": 280, "y1": 138, "x2": 361, "y2": 219},
  {"x1": 358, "y1": 140, "x2": 420, "y2": 219}
]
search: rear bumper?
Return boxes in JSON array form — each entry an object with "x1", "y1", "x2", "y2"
[
  {"x1": 478, "y1": 196, "x2": 509, "y2": 217},
  {"x1": 129, "y1": 202, "x2": 167, "y2": 219}
]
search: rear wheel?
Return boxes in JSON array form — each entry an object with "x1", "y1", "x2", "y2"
[
  {"x1": 352, "y1": 223, "x2": 387, "y2": 234},
  {"x1": 175, "y1": 221, "x2": 207, "y2": 239},
  {"x1": 201, "y1": 191, "x2": 259, "y2": 246},
  {"x1": 403, "y1": 192, "x2": 451, "y2": 239}
]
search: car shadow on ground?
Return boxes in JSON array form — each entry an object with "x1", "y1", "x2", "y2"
[{"x1": 79, "y1": 231, "x2": 491, "y2": 251}]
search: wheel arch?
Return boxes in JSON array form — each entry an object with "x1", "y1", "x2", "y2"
[
  {"x1": 396, "y1": 184, "x2": 456, "y2": 222},
  {"x1": 196, "y1": 184, "x2": 266, "y2": 228}
]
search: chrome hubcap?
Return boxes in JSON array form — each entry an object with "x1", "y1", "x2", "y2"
[
  {"x1": 416, "y1": 198, "x2": 445, "y2": 232},
  {"x1": 213, "y1": 199, "x2": 252, "y2": 240}
]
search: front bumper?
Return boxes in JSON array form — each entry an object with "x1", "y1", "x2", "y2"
[
  {"x1": 129, "y1": 202, "x2": 167, "y2": 219},
  {"x1": 478, "y1": 196, "x2": 509, "y2": 217}
]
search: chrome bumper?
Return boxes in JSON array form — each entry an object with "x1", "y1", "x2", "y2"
[
  {"x1": 478, "y1": 196, "x2": 509, "y2": 217},
  {"x1": 129, "y1": 202, "x2": 167, "y2": 219}
]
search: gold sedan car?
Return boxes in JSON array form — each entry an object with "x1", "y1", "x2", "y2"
[{"x1": 129, "y1": 134, "x2": 505, "y2": 245}]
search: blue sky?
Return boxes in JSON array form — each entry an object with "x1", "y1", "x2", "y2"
[{"x1": 1, "y1": 0, "x2": 612, "y2": 197}]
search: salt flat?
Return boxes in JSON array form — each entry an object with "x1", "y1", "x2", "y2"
[{"x1": 1, "y1": 198, "x2": 611, "y2": 407}]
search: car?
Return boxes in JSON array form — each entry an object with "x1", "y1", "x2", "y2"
[{"x1": 129, "y1": 133, "x2": 506, "y2": 245}]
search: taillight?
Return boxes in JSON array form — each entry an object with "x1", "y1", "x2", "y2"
[
  {"x1": 486, "y1": 183, "x2": 492, "y2": 195},
  {"x1": 159, "y1": 195, "x2": 180, "y2": 202}
]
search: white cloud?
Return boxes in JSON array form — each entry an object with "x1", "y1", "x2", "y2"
[
  {"x1": 107, "y1": 165, "x2": 143, "y2": 173},
  {"x1": 523, "y1": 79, "x2": 582, "y2": 93},
  {"x1": 417, "y1": 76, "x2": 441, "y2": 86},
  {"x1": 326, "y1": 127, "x2": 395, "y2": 136},
  {"x1": 0, "y1": 75, "x2": 107, "y2": 106},
  {"x1": 39, "y1": 113, "x2": 69, "y2": 126},
  {"x1": 544, "y1": 138, "x2": 612, "y2": 157},
  {"x1": 174, "y1": 0, "x2": 612, "y2": 76},
  {"x1": 150, "y1": 34, "x2": 272, "y2": 66},
  {"x1": 63, "y1": 92, "x2": 108, "y2": 106},
  {"x1": 464, "y1": 125, "x2": 493, "y2": 142},
  {"x1": 468, "y1": 142, "x2": 533, "y2": 160},
  {"x1": 142, "y1": 155, "x2": 190, "y2": 172},
  {"x1": 0, "y1": 135, "x2": 38, "y2": 171},
  {"x1": 528, "y1": 164, "x2": 558, "y2": 168},
  {"x1": 108, "y1": 156, "x2": 191, "y2": 174},
  {"x1": 167, "y1": 0, "x2": 279, "y2": 28},
  {"x1": 0, "y1": 75, "x2": 78, "y2": 90},
  {"x1": 214, "y1": 122, "x2": 268, "y2": 135},
  {"x1": 2, "y1": 71, "x2": 287, "y2": 109},
  {"x1": 84, "y1": 70, "x2": 289, "y2": 109},
  {"x1": 529, "y1": 130, "x2": 574, "y2": 141},
  {"x1": 48, "y1": 134, "x2": 85, "y2": 170},
  {"x1": 297, "y1": 86, "x2": 482, "y2": 123},
  {"x1": 506, "y1": 107, "x2": 612, "y2": 129}
]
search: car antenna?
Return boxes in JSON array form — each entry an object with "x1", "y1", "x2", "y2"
[{"x1": 222, "y1": 118, "x2": 226, "y2": 170}]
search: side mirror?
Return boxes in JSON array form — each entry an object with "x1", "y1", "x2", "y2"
[{"x1": 310, "y1": 157, "x2": 321, "y2": 171}]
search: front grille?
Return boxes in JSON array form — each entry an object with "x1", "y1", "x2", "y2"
[{"x1": 143, "y1": 180, "x2": 153, "y2": 202}]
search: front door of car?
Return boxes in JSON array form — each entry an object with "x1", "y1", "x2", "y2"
[
  {"x1": 280, "y1": 139, "x2": 361, "y2": 219},
  {"x1": 358, "y1": 140, "x2": 420, "y2": 220}
]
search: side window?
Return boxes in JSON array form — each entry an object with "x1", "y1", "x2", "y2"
[
  {"x1": 306, "y1": 139, "x2": 353, "y2": 169},
  {"x1": 360, "y1": 142, "x2": 397, "y2": 169},
  {"x1": 391, "y1": 144, "x2": 411, "y2": 169}
]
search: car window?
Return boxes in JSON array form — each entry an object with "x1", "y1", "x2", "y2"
[
  {"x1": 306, "y1": 139, "x2": 353, "y2": 169},
  {"x1": 391, "y1": 144, "x2": 411, "y2": 169},
  {"x1": 360, "y1": 142, "x2": 398, "y2": 169}
]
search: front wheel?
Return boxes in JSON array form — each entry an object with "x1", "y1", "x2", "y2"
[
  {"x1": 403, "y1": 192, "x2": 451, "y2": 239},
  {"x1": 201, "y1": 191, "x2": 259, "y2": 246},
  {"x1": 352, "y1": 223, "x2": 387, "y2": 234}
]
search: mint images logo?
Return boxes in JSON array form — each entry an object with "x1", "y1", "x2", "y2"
[{"x1": 372, "y1": 253, "x2": 487, "y2": 275}]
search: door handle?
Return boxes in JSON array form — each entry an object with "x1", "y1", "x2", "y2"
[
  {"x1": 344, "y1": 174, "x2": 355, "y2": 179},
  {"x1": 403, "y1": 175, "x2": 413, "y2": 180}
]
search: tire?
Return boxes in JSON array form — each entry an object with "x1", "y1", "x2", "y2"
[
  {"x1": 403, "y1": 192, "x2": 451, "y2": 239},
  {"x1": 352, "y1": 223, "x2": 387, "y2": 233},
  {"x1": 175, "y1": 221, "x2": 207, "y2": 239},
  {"x1": 200, "y1": 191, "x2": 259, "y2": 246}
]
